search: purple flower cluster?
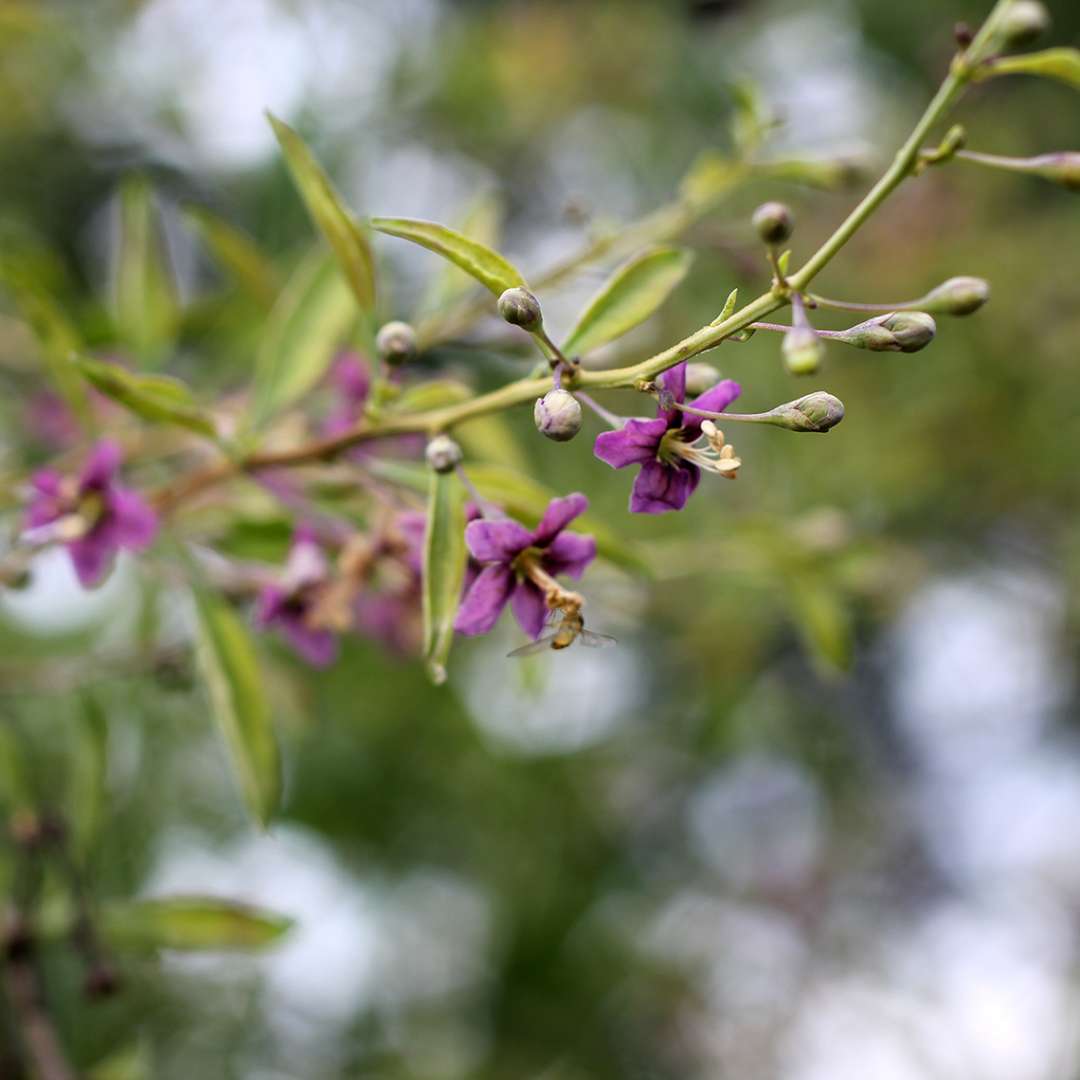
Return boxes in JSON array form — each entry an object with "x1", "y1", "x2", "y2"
[{"x1": 25, "y1": 440, "x2": 158, "y2": 587}]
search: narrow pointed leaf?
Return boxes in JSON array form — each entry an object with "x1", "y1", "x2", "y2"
[
  {"x1": 114, "y1": 175, "x2": 179, "y2": 365},
  {"x1": 75, "y1": 356, "x2": 216, "y2": 437},
  {"x1": 562, "y1": 247, "x2": 694, "y2": 357},
  {"x1": 371, "y1": 216, "x2": 526, "y2": 296},
  {"x1": 788, "y1": 575, "x2": 853, "y2": 675},
  {"x1": 268, "y1": 113, "x2": 376, "y2": 311},
  {"x1": 712, "y1": 287, "x2": 739, "y2": 325},
  {"x1": 184, "y1": 206, "x2": 280, "y2": 310},
  {"x1": 980, "y1": 48, "x2": 1080, "y2": 90},
  {"x1": 69, "y1": 696, "x2": 108, "y2": 860},
  {"x1": 252, "y1": 251, "x2": 357, "y2": 428},
  {"x1": 103, "y1": 896, "x2": 292, "y2": 951},
  {"x1": 421, "y1": 193, "x2": 504, "y2": 312},
  {"x1": 422, "y1": 468, "x2": 468, "y2": 685},
  {"x1": 192, "y1": 588, "x2": 280, "y2": 825}
]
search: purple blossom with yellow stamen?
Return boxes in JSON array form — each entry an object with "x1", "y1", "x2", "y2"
[
  {"x1": 24, "y1": 440, "x2": 157, "y2": 588},
  {"x1": 454, "y1": 494, "x2": 596, "y2": 640},
  {"x1": 593, "y1": 362, "x2": 741, "y2": 514}
]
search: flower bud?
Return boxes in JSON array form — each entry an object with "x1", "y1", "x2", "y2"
[
  {"x1": 783, "y1": 326, "x2": 824, "y2": 375},
  {"x1": 1000, "y1": 1, "x2": 1050, "y2": 48},
  {"x1": 497, "y1": 287, "x2": 543, "y2": 332},
  {"x1": 425, "y1": 434, "x2": 463, "y2": 473},
  {"x1": 916, "y1": 276, "x2": 989, "y2": 316},
  {"x1": 533, "y1": 389, "x2": 582, "y2": 442},
  {"x1": 684, "y1": 362, "x2": 722, "y2": 397},
  {"x1": 776, "y1": 392, "x2": 846, "y2": 432},
  {"x1": 880, "y1": 311, "x2": 936, "y2": 352},
  {"x1": 752, "y1": 201, "x2": 794, "y2": 245},
  {"x1": 842, "y1": 311, "x2": 937, "y2": 352},
  {"x1": 375, "y1": 321, "x2": 418, "y2": 366},
  {"x1": 1030, "y1": 152, "x2": 1080, "y2": 192}
]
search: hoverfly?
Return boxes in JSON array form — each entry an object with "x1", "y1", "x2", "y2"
[{"x1": 506, "y1": 608, "x2": 617, "y2": 658}]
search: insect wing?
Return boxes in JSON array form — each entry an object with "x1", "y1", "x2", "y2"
[
  {"x1": 578, "y1": 629, "x2": 617, "y2": 649},
  {"x1": 507, "y1": 633, "x2": 557, "y2": 659}
]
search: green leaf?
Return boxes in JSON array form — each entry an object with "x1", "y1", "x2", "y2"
[
  {"x1": 731, "y1": 81, "x2": 770, "y2": 156},
  {"x1": 268, "y1": 113, "x2": 376, "y2": 311},
  {"x1": 980, "y1": 47, "x2": 1080, "y2": 90},
  {"x1": 787, "y1": 575, "x2": 853, "y2": 675},
  {"x1": 192, "y1": 588, "x2": 281, "y2": 825},
  {"x1": 102, "y1": 896, "x2": 292, "y2": 952},
  {"x1": 0, "y1": 261, "x2": 90, "y2": 423},
  {"x1": 184, "y1": 206, "x2": 280, "y2": 311},
  {"x1": 711, "y1": 287, "x2": 739, "y2": 326},
  {"x1": 252, "y1": 250, "x2": 357, "y2": 429},
  {"x1": 421, "y1": 193, "x2": 504, "y2": 312},
  {"x1": 68, "y1": 696, "x2": 108, "y2": 861},
  {"x1": 113, "y1": 175, "x2": 180, "y2": 364},
  {"x1": 371, "y1": 216, "x2": 527, "y2": 296},
  {"x1": 422, "y1": 469, "x2": 468, "y2": 685},
  {"x1": 561, "y1": 247, "x2": 694, "y2": 357},
  {"x1": 75, "y1": 356, "x2": 217, "y2": 437},
  {"x1": 679, "y1": 150, "x2": 740, "y2": 209},
  {"x1": 757, "y1": 156, "x2": 862, "y2": 190}
]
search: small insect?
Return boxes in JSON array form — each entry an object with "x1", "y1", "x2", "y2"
[{"x1": 506, "y1": 608, "x2": 617, "y2": 658}]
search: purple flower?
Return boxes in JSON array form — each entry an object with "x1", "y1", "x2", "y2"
[
  {"x1": 24, "y1": 440, "x2": 157, "y2": 587},
  {"x1": 454, "y1": 494, "x2": 596, "y2": 640},
  {"x1": 322, "y1": 352, "x2": 372, "y2": 439},
  {"x1": 254, "y1": 526, "x2": 338, "y2": 668},
  {"x1": 593, "y1": 363, "x2": 741, "y2": 514}
]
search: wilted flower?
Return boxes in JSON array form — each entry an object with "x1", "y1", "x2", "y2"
[
  {"x1": 24, "y1": 440, "x2": 157, "y2": 588},
  {"x1": 593, "y1": 363, "x2": 741, "y2": 514},
  {"x1": 454, "y1": 494, "x2": 596, "y2": 639},
  {"x1": 254, "y1": 526, "x2": 338, "y2": 667}
]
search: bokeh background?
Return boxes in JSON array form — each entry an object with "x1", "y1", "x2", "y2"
[{"x1": 1, "y1": 0, "x2": 1080, "y2": 1077}]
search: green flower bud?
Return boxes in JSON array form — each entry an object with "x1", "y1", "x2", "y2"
[
  {"x1": 752, "y1": 201, "x2": 794, "y2": 245},
  {"x1": 777, "y1": 392, "x2": 846, "y2": 432},
  {"x1": 533, "y1": 389, "x2": 582, "y2": 442},
  {"x1": 915, "y1": 276, "x2": 990, "y2": 316},
  {"x1": 1029, "y1": 152, "x2": 1080, "y2": 192},
  {"x1": 783, "y1": 325, "x2": 824, "y2": 375},
  {"x1": 375, "y1": 321, "x2": 418, "y2": 366},
  {"x1": 425, "y1": 434, "x2": 463, "y2": 474},
  {"x1": 1000, "y1": 1, "x2": 1050, "y2": 48},
  {"x1": 497, "y1": 287, "x2": 543, "y2": 332},
  {"x1": 842, "y1": 311, "x2": 936, "y2": 352},
  {"x1": 684, "y1": 362, "x2": 722, "y2": 397}
]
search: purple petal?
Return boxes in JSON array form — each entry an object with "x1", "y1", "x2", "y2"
[
  {"x1": 453, "y1": 565, "x2": 514, "y2": 636},
  {"x1": 355, "y1": 593, "x2": 418, "y2": 654},
  {"x1": 67, "y1": 530, "x2": 117, "y2": 588},
  {"x1": 279, "y1": 616, "x2": 338, "y2": 668},
  {"x1": 658, "y1": 362, "x2": 687, "y2": 424},
  {"x1": 629, "y1": 460, "x2": 699, "y2": 514},
  {"x1": 330, "y1": 352, "x2": 371, "y2": 404},
  {"x1": 78, "y1": 440, "x2": 123, "y2": 492},
  {"x1": 464, "y1": 519, "x2": 533, "y2": 565},
  {"x1": 531, "y1": 493, "x2": 589, "y2": 547},
  {"x1": 396, "y1": 511, "x2": 428, "y2": 575},
  {"x1": 254, "y1": 585, "x2": 289, "y2": 627},
  {"x1": 593, "y1": 417, "x2": 669, "y2": 469},
  {"x1": 681, "y1": 379, "x2": 741, "y2": 439},
  {"x1": 543, "y1": 532, "x2": 597, "y2": 579},
  {"x1": 25, "y1": 471, "x2": 63, "y2": 530},
  {"x1": 107, "y1": 487, "x2": 158, "y2": 551},
  {"x1": 511, "y1": 581, "x2": 548, "y2": 640}
]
